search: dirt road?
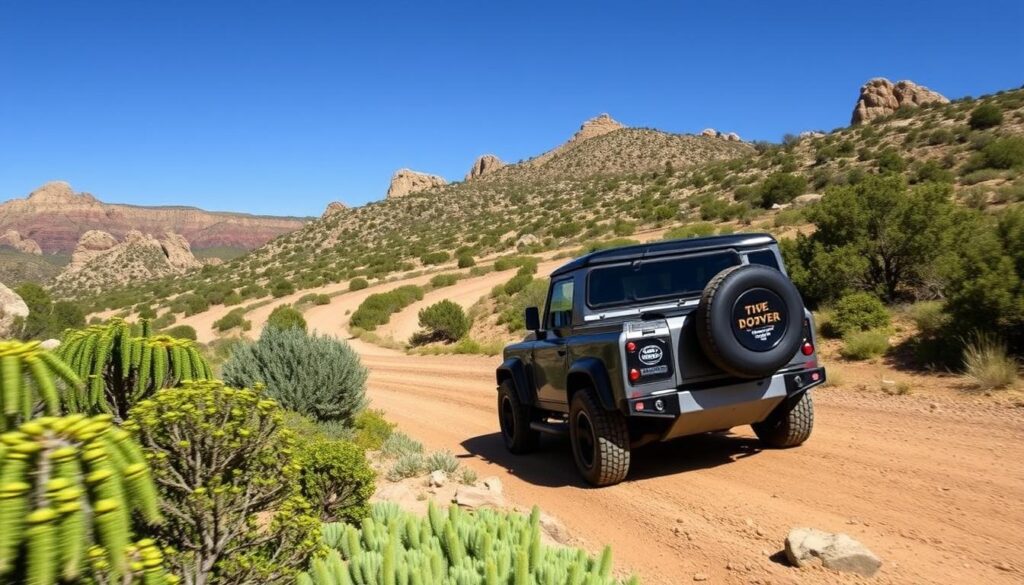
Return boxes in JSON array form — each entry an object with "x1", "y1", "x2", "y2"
[{"x1": 352, "y1": 342, "x2": 1024, "y2": 584}]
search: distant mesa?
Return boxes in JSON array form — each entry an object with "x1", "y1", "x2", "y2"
[
  {"x1": 465, "y1": 154, "x2": 505, "y2": 181},
  {"x1": 0, "y1": 229, "x2": 42, "y2": 255},
  {"x1": 700, "y1": 128, "x2": 742, "y2": 141},
  {"x1": 322, "y1": 201, "x2": 348, "y2": 218},
  {"x1": 851, "y1": 78, "x2": 948, "y2": 125},
  {"x1": 386, "y1": 169, "x2": 448, "y2": 199}
]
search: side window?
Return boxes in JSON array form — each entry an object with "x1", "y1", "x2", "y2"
[
  {"x1": 547, "y1": 279, "x2": 574, "y2": 330},
  {"x1": 747, "y1": 249, "x2": 780, "y2": 271}
]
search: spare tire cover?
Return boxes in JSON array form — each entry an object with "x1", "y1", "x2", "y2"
[{"x1": 695, "y1": 264, "x2": 805, "y2": 379}]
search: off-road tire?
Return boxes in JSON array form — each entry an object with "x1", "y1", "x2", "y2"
[
  {"x1": 752, "y1": 392, "x2": 814, "y2": 448},
  {"x1": 569, "y1": 390, "x2": 630, "y2": 486},
  {"x1": 497, "y1": 380, "x2": 540, "y2": 454}
]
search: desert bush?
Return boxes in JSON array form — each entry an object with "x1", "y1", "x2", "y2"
[
  {"x1": 824, "y1": 292, "x2": 891, "y2": 338},
  {"x1": 270, "y1": 278, "x2": 296, "y2": 298},
  {"x1": 380, "y1": 432, "x2": 423, "y2": 459},
  {"x1": 665, "y1": 222, "x2": 716, "y2": 239},
  {"x1": 757, "y1": 172, "x2": 807, "y2": 208},
  {"x1": 840, "y1": 329, "x2": 890, "y2": 360},
  {"x1": 349, "y1": 285, "x2": 424, "y2": 330},
  {"x1": 457, "y1": 254, "x2": 476, "y2": 268},
  {"x1": 968, "y1": 136, "x2": 1024, "y2": 171},
  {"x1": 457, "y1": 467, "x2": 478, "y2": 485},
  {"x1": 908, "y1": 301, "x2": 949, "y2": 335},
  {"x1": 223, "y1": 327, "x2": 367, "y2": 426},
  {"x1": 420, "y1": 251, "x2": 449, "y2": 265},
  {"x1": 267, "y1": 305, "x2": 307, "y2": 332},
  {"x1": 429, "y1": 273, "x2": 460, "y2": 288},
  {"x1": 417, "y1": 300, "x2": 470, "y2": 342},
  {"x1": 295, "y1": 438, "x2": 376, "y2": 523},
  {"x1": 962, "y1": 333, "x2": 1018, "y2": 390},
  {"x1": 498, "y1": 279, "x2": 549, "y2": 332},
  {"x1": 493, "y1": 255, "x2": 538, "y2": 273},
  {"x1": 352, "y1": 409, "x2": 394, "y2": 450},
  {"x1": 0, "y1": 414, "x2": 164, "y2": 585},
  {"x1": 424, "y1": 450, "x2": 460, "y2": 474},
  {"x1": 164, "y1": 324, "x2": 197, "y2": 340},
  {"x1": 13, "y1": 283, "x2": 86, "y2": 340},
  {"x1": 181, "y1": 293, "x2": 209, "y2": 316},
  {"x1": 349, "y1": 277, "x2": 369, "y2": 291},
  {"x1": 386, "y1": 453, "x2": 425, "y2": 481},
  {"x1": 875, "y1": 148, "x2": 906, "y2": 174},
  {"x1": 127, "y1": 381, "x2": 320, "y2": 585},
  {"x1": 213, "y1": 308, "x2": 250, "y2": 332},
  {"x1": 301, "y1": 503, "x2": 635, "y2": 585},
  {"x1": 969, "y1": 103, "x2": 1003, "y2": 130},
  {"x1": 503, "y1": 273, "x2": 534, "y2": 296}
]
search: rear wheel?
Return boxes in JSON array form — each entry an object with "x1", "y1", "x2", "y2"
[
  {"x1": 752, "y1": 392, "x2": 814, "y2": 448},
  {"x1": 569, "y1": 390, "x2": 630, "y2": 486},
  {"x1": 497, "y1": 380, "x2": 540, "y2": 454}
]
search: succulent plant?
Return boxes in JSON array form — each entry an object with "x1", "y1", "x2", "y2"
[{"x1": 0, "y1": 340, "x2": 82, "y2": 431}]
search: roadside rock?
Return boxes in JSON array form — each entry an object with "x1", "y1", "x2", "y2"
[
  {"x1": 386, "y1": 169, "x2": 447, "y2": 199},
  {"x1": 0, "y1": 282, "x2": 29, "y2": 338},
  {"x1": 516, "y1": 234, "x2": 539, "y2": 247},
  {"x1": 482, "y1": 476, "x2": 503, "y2": 495},
  {"x1": 792, "y1": 193, "x2": 823, "y2": 207},
  {"x1": 465, "y1": 154, "x2": 505, "y2": 181},
  {"x1": 429, "y1": 470, "x2": 448, "y2": 488},
  {"x1": 785, "y1": 527, "x2": 882, "y2": 577},
  {"x1": 539, "y1": 512, "x2": 571, "y2": 544},
  {"x1": 851, "y1": 78, "x2": 949, "y2": 125},
  {"x1": 40, "y1": 339, "x2": 61, "y2": 350},
  {"x1": 455, "y1": 478, "x2": 505, "y2": 509},
  {"x1": 322, "y1": 201, "x2": 348, "y2": 218},
  {"x1": 0, "y1": 230, "x2": 42, "y2": 255}
]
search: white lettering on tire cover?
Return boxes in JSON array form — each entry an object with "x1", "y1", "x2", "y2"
[{"x1": 638, "y1": 345, "x2": 663, "y2": 365}]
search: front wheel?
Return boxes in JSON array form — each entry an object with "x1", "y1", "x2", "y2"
[
  {"x1": 569, "y1": 390, "x2": 630, "y2": 486},
  {"x1": 752, "y1": 392, "x2": 814, "y2": 448},
  {"x1": 497, "y1": 380, "x2": 540, "y2": 454}
]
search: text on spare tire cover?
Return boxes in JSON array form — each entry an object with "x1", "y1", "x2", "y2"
[{"x1": 731, "y1": 288, "x2": 788, "y2": 352}]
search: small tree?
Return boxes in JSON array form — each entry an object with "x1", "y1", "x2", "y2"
[
  {"x1": 757, "y1": 172, "x2": 807, "y2": 208},
  {"x1": 969, "y1": 103, "x2": 1003, "y2": 130},
  {"x1": 295, "y1": 439, "x2": 375, "y2": 523},
  {"x1": 126, "y1": 381, "x2": 320, "y2": 585},
  {"x1": 267, "y1": 305, "x2": 307, "y2": 332},
  {"x1": 417, "y1": 300, "x2": 470, "y2": 342},
  {"x1": 222, "y1": 327, "x2": 367, "y2": 426},
  {"x1": 826, "y1": 292, "x2": 891, "y2": 337},
  {"x1": 13, "y1": 283, "x2": 85, "y2": 340}
]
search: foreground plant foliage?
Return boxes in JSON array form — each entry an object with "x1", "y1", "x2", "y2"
[
  {"x1": 126, "y1": 381, "x2": 321, "y2": 585},
  {"x1": 0, "y1": 414, "x2": 163, "y2": 585},
  {"x1": 0, "y1": 340, "x2": 81, "y2": 431},
  {"x1": 57, "y1": 318, "x2": 213, "y2": 421},
  {"x1": 298, "y1": 502, "x2": 638, "y2": 585}
]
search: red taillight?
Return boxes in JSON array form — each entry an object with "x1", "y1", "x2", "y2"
[
  {"x1": 629, "y1": 368, "x2": 640, "y2": 382},
  {"x1": 626, "y1": 341, "x2": 637, "y2": 352},
  {"x1": 801, "y1": 342, "x2": 814, "y2": 356},
  {"x1": 635, "y1": 401, "x2": 645, "y2": 411}
]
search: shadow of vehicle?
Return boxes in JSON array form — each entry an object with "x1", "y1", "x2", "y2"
[{"x1": 461, "y1": 429, "x2": 764, "y2": 488}]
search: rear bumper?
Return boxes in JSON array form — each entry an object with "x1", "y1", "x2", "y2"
[{"x1": 627, "y1": 367, "x2": 825, "y2": 440}]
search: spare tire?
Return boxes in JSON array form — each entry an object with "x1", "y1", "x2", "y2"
[{"x1": 695, "y1": 264, "x2": 805, "y2": 379}]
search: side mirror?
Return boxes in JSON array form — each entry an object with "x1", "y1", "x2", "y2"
[{"x1": 524, "y1": 306, "x2": 541, "y2": 332}]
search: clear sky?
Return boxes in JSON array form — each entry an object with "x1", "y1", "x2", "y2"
[{"x1": 1, "y1": 1, "x2": 1021, "y2": 216}]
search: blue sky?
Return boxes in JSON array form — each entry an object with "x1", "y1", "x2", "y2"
[{"x1": 1, "y1": 1, "x2": 1021, "y2": 216}]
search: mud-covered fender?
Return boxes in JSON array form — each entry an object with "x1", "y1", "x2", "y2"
[
  {"x1": 567, "y1": 357, "x2": 619, "y2": 412},
  {"x1": 496, "y1": 358, "x2": 533, "y2": 404}
]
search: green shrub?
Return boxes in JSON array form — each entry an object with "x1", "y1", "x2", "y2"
[
  {"x1": 164, "y1": 324, "x2": 197, "y2": 340},
  {"x1": 380, "y1": 432, "x2": 423, "y2": 459},
  {"x1": 137, "y1": 304, "x2": 158, "y2": 319},
  {"x1": 295, "y1": 438, "x2": 376, "y2": 523},
  {"x1": 908, "y1": 301, "x2": 949, "y2": 335},
  {"x1": 840, "y1": 329, "x2": 890, "y2": 360},
  {"x1": 498, "y1": 279, "x2": 549, "y2": 332},
  {"x1": 503, "y1": 273, "x2": 534, "y2": 296},
  {"x1": 962, "y1": 333, "x2": 1018, "y2": 390},
  {"x1": 223, "y1": 291, "x2": 243, "y2": 306},
  {"x1": 424, "y1": 450, "x2": 460, "y2": 474},
  {"x1": 182, "y1": 293, "x2": 209, "y2": 316},
  {"x1": 349, "y1": 277, "x2": 369, "y2": 291},
  {"x1": 268, "y1": 305, "x2": 307, "y2": 332},
  {"x1": 978, "y1": 136, "x2": 1024, "y2": 169},
  {"x1": 825, "y1": 292, "x2": 891, "y2": 338},
  {"x1": 302, "y1": 503, "x2": 635, "y2": 585},
  {"x1": 969, "y1": 103, "x2": 1003, "y2": 130},
  {"x1": 420, "y1": 251, "x2": 450, "y2": 265},
  {"x1": 13, "y1": 283, "x2": 86, "y2": 340},
  {"x1": 270, "y1": 278, "x2": 296, "y2": 298},
  {"x1": 386, "y1": 453, "x2": 425, "y2": 481},
  {"x1": 875, "y1": 148, "x2": 906, "y2": 174},
  {"x1": 349, "y1": 285, "x2": 424, "y2": 330},
  {"x1": 126, "y1": 381, "x2": 320, "y2": 585},
  {"x1": 430, "y1": 273, "x2": 460, "y2": 288},
  {"x1": 493, "y1": 255, "x2": 537, "y2": 273},
  {"x1": 214, "y1": 308, "x2": 250, "y2": 332},
  {"x1": 417, "y1": 300, "x2": 470, "y2": 342},
  {"x1": 222, "y1": 327, "x2": 367, "y2": 426},
  {"x1": 352, "y1": 409, "x2": 394, "y2": 450},
  {"x1": 664, "y1": 222, "x2": 716, "y2": 240},
  {"x1": 457, "y1": 254, "x2": 476, "y2": 268},
  {"x1": 757, "y1": 172, "x2": 807, "y2": 208}
]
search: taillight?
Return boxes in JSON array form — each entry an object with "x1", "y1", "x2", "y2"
[
  {"x1": 801, "y1": 342, "x2": 814, "y2": 356},
  {"x1": 626, "y1": 341, "x2": 636, "y2": 352},
  {"x1": 628, "y1": 368, "x2": 641, "y2": 382}
]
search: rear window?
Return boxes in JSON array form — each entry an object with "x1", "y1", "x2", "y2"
[{"x1": 587, "y1": 252, "x2": 740, "y2": 307}]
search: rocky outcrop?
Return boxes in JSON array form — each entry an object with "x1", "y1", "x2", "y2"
[
  {"x1": 386, "y1": 169, "x2": 448, "y2": 199},
  {"x1": 0, "y1": 230, "x2": 42, "y2": 255},
  {"x1": 528, "y1": 114, "x2": 626, "y2": 167},
  {"x1": 851, "y1": 78, "x2": 949, "y2": 125},
  {"x1": 465, "y1": 155, "x2": 505, "y2": 181},
  {"x1": 0, "y1": 282, "x2": 29, "y2": 338},
  {"x1": 700, "y1": 128, "x2": 742, "y2": 141},
  {"x1": 321, "y1": 201, "x2": 348, "y2": 218},
  {"x1": 55, "y1": 229, "x2": 202, "y2": 295},
  {"x1": 0, "y1": 181, "x2": 307, "y2": 254},
  {"x1": 785, "y1": 528, "x2": 882, "y2": 577}
]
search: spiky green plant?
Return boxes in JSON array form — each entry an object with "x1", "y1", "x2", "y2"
[
  {"x1": 88, "y1": 539, "x2": 179, "y2": 585},
  {"x1": 0, "y1": 414, "x2": 162, "y2": 585},
  {"x1": 299, "y1": 502, "x2": 639, "y2": 585},
  {"x1": 57, "y1": 318, "x2": 212, "y2": 421},
  {"x1": 0, "y1": 340, "x2": 82, "y2": 431}
]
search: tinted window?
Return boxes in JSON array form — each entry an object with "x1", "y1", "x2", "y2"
[
  {"x1": 587, "y1": 252, "x2": 740, "y2": 307},
  {"x1": 547, "y1": 280, "x2": 574, "y2": 329},
  {"x1": 747, "y1": 249, "x2": 780, "y2": 270}
]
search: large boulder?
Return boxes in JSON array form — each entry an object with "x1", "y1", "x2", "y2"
[
  {"x1": 386, "y1": 169, "x2": 447, "y2": 199},
  {"x1": 68, "y1": 230, "x2": 120, "y2": 271},
  {"x1": 785, "y1": 527, "x2": 882, "y2": 577},
  {"x1": 851, "y1": 78, "x2": 948, "y2": 125},
  {"x1": 465, "y1": 154, "x2": 505, "y2": 181},
  {"x1": 321, "y1": 201, "x2": 348, "y2": 218},
  {"x1": 0, "y1": 230, "x2": 42, "y2": 255},
  {"x1": 159, "y1": 232, "x2": 202, "y2": 271},
  {"x1": 0, "y1": 282, "x2": 29, "y2": 339}
]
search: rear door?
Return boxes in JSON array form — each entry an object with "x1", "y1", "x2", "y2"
[{"x1": 532, "y1": 278, "x2": 574, "y2": 407}]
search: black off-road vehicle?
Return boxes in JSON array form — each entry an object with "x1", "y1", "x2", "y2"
[{"x1": 495, "y1": 233, "x2": 825, "y2": 486}]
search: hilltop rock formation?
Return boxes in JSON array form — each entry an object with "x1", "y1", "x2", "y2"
[
  {"x1": 386, "y1": 169, "x2": 448, "y2": 199},
  {"x1": 700, "y1": 128, "x2": 742, "y2": 141},
  {"x1": 322, "y1": 201, "x2": 348, "y2": 218},
  {"x1": 0, "y1": 282, "x2": 29, "y2": 338},
  {"x1": 465, "y1": 155, "x2": 505, "y2": 181},
  {"x1": 851, "y1": 78, "x2": 949, "y2": 125},
  {"x1": 55, "y1": 229, "x2": 201, "y2": 295},
  {"x1": 0, "y1": 181, "x2": 307, "y2": 254},
  {"x1": 0, "y1": 230, "x2": 42, "y2": 255},
  {"x1": 528, "y1": 113, "x2": 626, "y2": 167}
]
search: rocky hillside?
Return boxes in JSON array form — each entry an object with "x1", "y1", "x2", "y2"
[{"x1": 0, "y1": 181, "x2": 308, "y2": 255}]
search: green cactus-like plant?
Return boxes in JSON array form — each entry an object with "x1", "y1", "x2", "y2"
[
  {"x1": 0, "y1": 414, "x2": 162, "y2": 585},
  {"x1": 0, "y1": 340, "x2": 82, "y2": 431},
  {"x1": 57, "y1": 318, "x2": 212, "y2": 421},
  {"x1": 88, "y1": 539, "x2": 179, "y2": 585},
  {"x1": 298, "y1": 501, "x2": 639, "y2": 585}
]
